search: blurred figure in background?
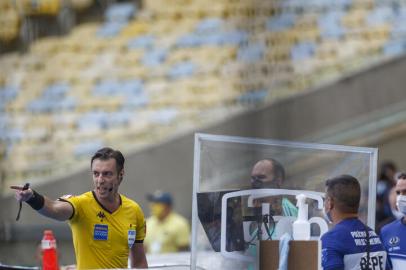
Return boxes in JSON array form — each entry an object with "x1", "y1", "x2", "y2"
[
  {"x1": 145, "y1": 190, "x2": 190, "y2": 254},
  {"x1": 380, "y1": 172, "x2": 406, "y2": 269},
  {"x1": 376, "y1": 161, "x2": 398, "y2": 232}
]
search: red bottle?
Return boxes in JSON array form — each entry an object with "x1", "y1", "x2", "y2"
[{"x1": 41, "y1": 230, "x2": 59, "y2": 270}]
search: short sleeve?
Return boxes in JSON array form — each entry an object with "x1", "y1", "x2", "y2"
[
  {"x1": 58, "y1": 194, "x2": 81, "y2": 221},
  {"x1": 135, "y1": 205, "x2": 146, "y2": 242},
  {"x1": 321, "y1": 232, "x2": 344, "y2": 270},
  {"x1": 175, "y1": 218, "x2": 190, "y2": 247}
]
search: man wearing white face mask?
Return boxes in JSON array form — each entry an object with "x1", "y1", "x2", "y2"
[
  {"x1": 321, "y1": 175, "x2": 389, "y2": 270},
  {"x1": 380, "y1": 173, "x2": 406, "y2": 269}
]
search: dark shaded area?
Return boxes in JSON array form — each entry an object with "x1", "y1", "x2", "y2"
[{"x1": 197, "y1": 190, "x2": 245, "y2": 252}]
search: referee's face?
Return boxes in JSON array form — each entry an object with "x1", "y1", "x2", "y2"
[{"x1": 92, "y1": 158, "x2": 122, "y2": 200}]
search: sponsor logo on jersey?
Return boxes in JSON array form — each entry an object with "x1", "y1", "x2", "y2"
[
  {"x1": 389, "y1": 236, "x2": 400, "y2": 246},
  {"x1": 94, "y1": 224, "x2": 108, "y2": 240}
]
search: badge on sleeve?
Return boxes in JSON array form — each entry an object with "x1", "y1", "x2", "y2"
[
  {"x1": 94, "y1": 224, "x2": 108, "y2": 240},
  {"x1": 128, "y1": 225, "x2": 136, "y2": 248}
]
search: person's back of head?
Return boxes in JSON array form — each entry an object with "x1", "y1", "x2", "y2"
[
  {"x1": 379, "y1": 161, "x2": 397, "y2": 185},
  {"x1": 325, "y1": 174, "x2": 360, "y2": 214}
]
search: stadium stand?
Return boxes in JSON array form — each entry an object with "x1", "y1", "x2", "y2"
[{"x1": 2, "y1": 0, "x2": 406, "y2": 193}]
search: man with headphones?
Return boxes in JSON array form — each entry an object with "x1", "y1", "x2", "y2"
[{"x1": 11, "y1": 147, "x2": 148, "y2": 269}]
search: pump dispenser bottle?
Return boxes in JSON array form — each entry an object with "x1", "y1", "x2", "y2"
[{"x1": 293, "y1": 194, "x2": 311, "y2": 240}]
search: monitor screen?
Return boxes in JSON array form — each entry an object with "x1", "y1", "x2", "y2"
[{"x1": 197, "y1": 190, "x2": 245, "y2": 252}]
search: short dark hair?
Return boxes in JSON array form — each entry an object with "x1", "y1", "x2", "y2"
[
  {"x1": 91, "y1": 147, "x2": 125, "y2": 173},
  {"x1": 379, "y1": 161, "x2": 397, "y2": 181},
  {"x1": 397, "y1": 172, "x2": 406, "y2": 181},
  {"x1": 325, "y1": 174, "x2": 360, "y2": 214},
  {"x1": 268, "y1": 158, "x2": 285, "y2": 182}
]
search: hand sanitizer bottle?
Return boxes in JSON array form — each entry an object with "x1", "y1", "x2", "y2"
[{"x1": 293, "y1": 194, "x2": 311, "y2": 240}]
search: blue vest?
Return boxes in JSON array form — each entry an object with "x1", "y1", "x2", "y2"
[
  {"x1": 380, "y1": 218, "x2": 406, "y2": 270},
  {"x1": 321, "y1": 218, "x2": 388, "y2": 270}
]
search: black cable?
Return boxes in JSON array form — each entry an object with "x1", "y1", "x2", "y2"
[
  {"x1": 263, "y1": 214, "x2": 275, "y2": 240},
  {"x1": 16, "y1": 183, "x2": 30, "y2": 221},
  {"x1": 364, "y1": 224, "x2": 371, "y2": 270},
  {"x1": 244, "y1": 213, "x2": 276, "y2": 248}
]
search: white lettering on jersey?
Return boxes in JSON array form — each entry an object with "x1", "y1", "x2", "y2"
[{"x1": 343, "y1": 251, "x2": 387, "y2": 270}]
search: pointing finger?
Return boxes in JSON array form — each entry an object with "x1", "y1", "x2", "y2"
[{"x1": 10, "y1": 186, "x2": 25, "y2": 191}]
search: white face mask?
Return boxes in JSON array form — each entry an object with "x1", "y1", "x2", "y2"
[
  {"x1": 396, "y1": 195, "x2": 406, "y2": 215},
  {"x1": 323, "y1": 207, "x2": 333, "y2": 224},
  {"x1": 392, "y1": 209, "x2": 404, "y2": 220}
]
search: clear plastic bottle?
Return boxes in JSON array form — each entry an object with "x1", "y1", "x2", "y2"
[{"x1": 292, "y1": 194, "x2": 311, "y2": 240}]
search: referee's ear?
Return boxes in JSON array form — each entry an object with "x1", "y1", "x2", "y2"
[{"x1": 119, "y1": 170, "x2": 124, "y2": 183}]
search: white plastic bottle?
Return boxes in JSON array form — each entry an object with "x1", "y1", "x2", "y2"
[{"x1": 293, "y1": 194, "x2": 311, "y2": 240}]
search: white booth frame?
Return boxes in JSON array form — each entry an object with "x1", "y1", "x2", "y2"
[{"x1": 190, "y1": 133, "x2": 378, "y2": 270}]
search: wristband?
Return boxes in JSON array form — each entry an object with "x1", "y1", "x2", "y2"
[{"x1": 26, "y1": 190, "x2": 45, "y2": 210}]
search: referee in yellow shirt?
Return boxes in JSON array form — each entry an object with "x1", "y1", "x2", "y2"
[{"x1": 11, "y1": 147, "x2": 148, "y2": 269}]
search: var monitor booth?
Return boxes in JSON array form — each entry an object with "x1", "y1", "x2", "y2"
[{"x1": 191, "y1": 134, "x2": 377, "y2": 270}]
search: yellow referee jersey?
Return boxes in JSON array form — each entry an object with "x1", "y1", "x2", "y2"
[{"x1": 60, "y1": 191, "x2": 146, "y2": 269}]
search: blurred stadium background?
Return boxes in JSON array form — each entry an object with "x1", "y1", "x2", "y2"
[{"x1": 1, "y1": 0, "x2": 406, "y2": 266}]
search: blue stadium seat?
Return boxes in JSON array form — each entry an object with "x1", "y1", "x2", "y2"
[
  {"x1": 122, "y1": 93, "x2": 149, "y2": 109},
  {"x1": 0, "y1": 128, "x2": 24, "y2": 142},
  {"x1": 104, "y1": 111, "x2": 132, "y2": 128},
  {"x1": 76, "y1": 111, "x2": 108, "y2": 131},
  {"x1": 383, "y1": 40, "x2": 406, "y2": 57},
  {"x1": 42, "y1": 82, "x2": 70, "y2": 99},
  {"x1": 266, "y1": 13, "x2": 296, "y2": 32},
  {"x1": 149, "y1": 108, "x2": 179, "y2": 124},
  {"x1": 142, "y1": 48, "x2": 168, "y2": 67},
  {"x1": 390, "y1": 20, "x2": 406, "y2": 38},
  {"x1": 93, "y1": 79, "x2": 144, "y2": 97},
  {"x1": 74, "y1": 140, "x2": 104, "y2": 157},
  {"x1": 176, "y1": 33, "x2": 202, "y2": 48},
  {"x1": 97, "y1": 22, "x2": 127, "y2": 38},
  {"x1": 176, "y1": 23, "x2": 248, "y2": 47},
  {"x1": 195, "y1": 18, "x2": 223, "y2": 34},
  {"x1": 318, "y1": 11, "x2": 347, "y2": 39},
  {"x1": 168, "y1": 61, "x2": 197, "y2": 79},
  {"x1": 237, "y1": 43, "x2": 265, "y2": 63},
  {"x1": 27, "y1": 83, "x2": 76, "y2": 113},
  {"x1": 127, "y1": 35, "x2": 155, "y2": 50},
  {"x1": 238, "y1": 89, "x2": 268, "y2": 105},
  {"x1": 366, "y1": 6, "x2": 394, "y2": 26},
  {"x1": 105, "y1": 3, "x2": 137, "y2": 23},
  {"x1": 0, "y1": 85, "x2": 19, "y2": 111},
  {"x1": 291, "y1": 42, "x2": 316, "y2": 61},
  {"x1": 221, "y1": 30, "x2": 249, "y2": 46}
]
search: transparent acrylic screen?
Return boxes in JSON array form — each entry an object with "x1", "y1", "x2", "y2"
[{"x1": 192, "y1": 134, "x2": 377, "y2": 270}]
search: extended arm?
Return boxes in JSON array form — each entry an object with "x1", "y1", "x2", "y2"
[
  {"x1": 10, "y1": 185, "x2": 73, "y2": 221},
  {"x1": 129, "y1": 242, "x2": 148, "y2": 268}
]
